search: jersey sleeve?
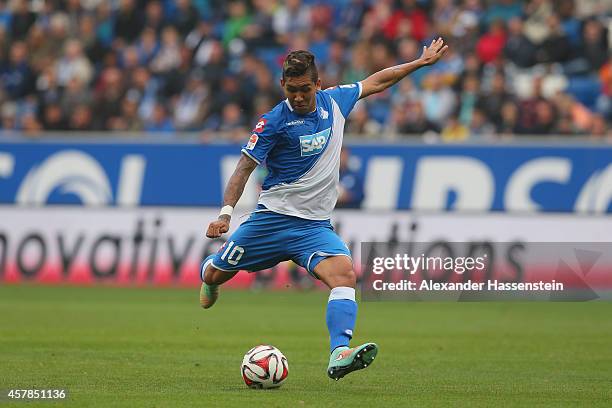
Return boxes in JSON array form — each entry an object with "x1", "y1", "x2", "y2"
[
  {"x1": 241, "y1": 113, "x2": 279, "y2": 165},
  {"x1": 324, "y1": 82, "x2": 363, "y2": 118}
]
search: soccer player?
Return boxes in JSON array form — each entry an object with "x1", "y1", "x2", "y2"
[{"x1": 200, "y1": 38, "x2": 448, "y2": 380}]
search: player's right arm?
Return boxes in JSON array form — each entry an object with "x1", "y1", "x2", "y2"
[
  {"x1": 206, "y1": 154, "x2": 258, "y2": 238},
  {"x1": 206, "y1": 113, "x2": 279, "y2": 238}
]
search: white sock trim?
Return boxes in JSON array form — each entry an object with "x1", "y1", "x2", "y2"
[
  {"x1": 329, "y1": 286, "x2": 356, "y2": 302},
  {"x1": 200, "y1": 258, "x2": 214, "y2": 281}
]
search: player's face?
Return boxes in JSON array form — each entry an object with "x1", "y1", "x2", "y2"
[{"x1": 281, "y1": 75, "x2": 321, "y2": 115}]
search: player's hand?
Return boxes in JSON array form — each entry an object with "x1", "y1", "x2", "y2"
[
  {"x1": 419, "y1": 37, "x2": 448, "y2": 66},
  {"x1": 206, "y1": 216, "x2": 230, "y2": 238}
]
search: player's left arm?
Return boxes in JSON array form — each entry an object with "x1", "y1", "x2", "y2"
[{"x1": 359, "y1": 37, "x2": 448, "y2": 99}]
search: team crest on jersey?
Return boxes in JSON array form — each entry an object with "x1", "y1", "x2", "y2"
[
  {"x1": 300, "y1": 128, "x2": 331, "y2": 156},
  {"x1": 246, "y1": 133, "x2": 258, "y2": 150},
  {"x1": 253, "y1": 118, "x2": 267, "y2": 133}
]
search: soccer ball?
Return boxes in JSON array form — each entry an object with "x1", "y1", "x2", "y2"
[{"x1": 241, "y1": 345, "x2": 289, "y2": 389}]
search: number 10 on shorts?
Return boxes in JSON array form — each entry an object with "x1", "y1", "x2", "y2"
[{"x1": 221, "y1": 241, "x2": 245, "y2": 266}]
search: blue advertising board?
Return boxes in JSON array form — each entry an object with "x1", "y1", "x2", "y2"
[{"x1": 0, "y1": 141, "x2": 610, "y2": 213}]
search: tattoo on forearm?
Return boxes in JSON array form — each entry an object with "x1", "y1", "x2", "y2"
[{"x1": 223, "y1": 156, "x2": 257, "y2": 208}]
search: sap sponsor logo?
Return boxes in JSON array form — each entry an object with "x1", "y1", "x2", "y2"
[
  {"x1": 300, "y1": 128, "x2": 331, "y2": 156},
  {"x1": 4, "y1": 150, "x2": 146, "y2": 206},
  {"x1": 318, "y1": 107, "x2": 329, "y2": 120},
  {"x1": 254, "y1": 118, "x2": 267, "y2": 133},
  {"x1": 246, "y1": 133, "x2": 258, "y2": 150},
  {"x1": 286, "y1": 119, "x2": 305, "y2": 126}
]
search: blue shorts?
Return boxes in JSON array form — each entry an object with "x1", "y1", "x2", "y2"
[{"x1": 207, "y1": 207, "x2": 351, "y2": 278}]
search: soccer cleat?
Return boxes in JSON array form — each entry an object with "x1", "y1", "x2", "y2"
[
  {"x1": 199, "y1": 282, "x2": 219, "y2": 309},
  {"x1": 327, "y1": 342, "x2": 378, "y2": 380}
]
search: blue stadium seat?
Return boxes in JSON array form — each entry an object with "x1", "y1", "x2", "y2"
[{"x1": 566, "y1": 76, "x2": 603, "y2": 110}]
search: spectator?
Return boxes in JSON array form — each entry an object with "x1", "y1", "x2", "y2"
[
  {"x1": 476, "y1": 20, "x2": 507, "y2": 64},
  {"x1": 55, "y1": 39, "x2": 93, "y2": 86},
  {"x1": 394, "y1": 101, "x2": 439, "y2": 135},
  {"x1": 320, "y1": 40, "x2": 346, "y2": 88},
  {"x1": 69, "y1": 104, "x2": 94, "y2": 131},
  {"x1": 218, "y1": 102, "x2": 247, "y2": 137},
  {"x1": 334, "y1": 0, "x2": 367, "y2": 43},
  {"x1": 144, "y1": 1, "x2": 165, "y2": 35},
  {"x1": 596, "y1": 59, "x2": 612, "y2": 119},
  {"x1": 136, "y1": 27, "x2": 159, "y2": 66},
  {"x1": 536, "y1": 14, "x2": 572, "y2": 64},
  {"x1": 242, "y1": 0, "x2": 277, "y2": 49},
  {"x1": 114, "y1": 0, "x2": 144, "y2": 44},
  {"x1": 78, "y1": 14, "x2": 107, "y2": 66},
  {"x1": 478, "y1": 72, "x2": 514, "y2": 127},
  {"x1": 145, "y1": 103, "x2": 174, "y2": 133},
  {"x1": 523, "y1": 0, "x2": 554, "y2": 45},
  {"x1": 1, "y1": 41, "x2": 34, "y2": 99},
  {"x1": 336, "y1": 148, "x2": 365, "y2": 209},
  {"x1": 485, "y1": 0, "x2": 522, "y2": 26},
  {"x1": 441, "y1": 114, "x2": 469, "y2": 142},
  {"x1": 186, "y1": 21, "x2": 215, "y2": 67},
  {"x1": 497, "y1": 101, "x2": 520, "y2": 135},
  {"x1": 108, "y1": 96, "x2": 143, "y2": 131},
  {"x1": 469, "y1": 108, "x2": 496, "y2": 138},
  {"x1": 36, "y1": 66, "x2": 61, "y2": 109},
  {"x1": 26, "y1": 24, "x2": 54, "y2": 73},
  {"x1": 173, "y1": 0, "x2": 200, "y2": 38},
  {"x1": 92, "y1": 67, "x2": 125, "y2": 130},
  {"x1": 10, "y1": 0, "x2": 35, "y2": 40},
  {"x1": 589, "y1": 114, "x2": 607, "y2": 137},
  {"x1": 1, "y1": 101, "x2": 17, "y2": 130},
  {"x1": 432, "y1": 0, "x2": 459, "y2": 38},
  {"x1": 44, "y1": 13, "x2": 69, "y2": 58},
  {"x1": 504, "y1": 17, "x2": 536, "y2": 68},
  {"x1": 150, "y1": 26, "x2": 181, "y2": 75},
  {"x1": 222, "y1": 0, "x2": 250, "y2": 47},
  {"x1": 580, "y1": 18, "x2": 609, "y2": 72},
  {"x1": 60, "y1": 77, "x2": 92, "y2": 114},
  {"x1": 422, "y1": 73, "x2": 456, "y2": 127},
  {"x1": 273, "y1": 0, "x2": 310, "y2": 42},
  {"x1": 0, "y1": 1, "x2": 11, "y2": 31},
  {"x1": 42, "y1": 103, "x2": 67, "y2": 131},
  {"x1": 127, "y1": 67, "x2": 158, "y2": 123},
  {"x1": 457, "y1": 75, "x2": 480, "y2": 126},
  {"x1": 346, "y1": 102, "x2": 381, "y2": 137},
  {"x1": 342, "y1": 41, "x2": 369, "y2": 85},
  {"x1": 174, "y1": 73, "x2": 208, "y2": 130},
  {"x1": 20, "y1": 111, "x2": 42, "y2": 135},
  {"x1": 517, "y1": 76, "x2": 547, "y2": 133}
]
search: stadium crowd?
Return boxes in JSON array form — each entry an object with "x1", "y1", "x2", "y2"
[{"x1": 0, "y1": 0, "x2": 610, "y2": 140}]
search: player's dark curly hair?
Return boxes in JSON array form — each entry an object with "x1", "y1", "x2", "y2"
[{"x1": 282, "y1": 50, "x2": 319, "y2": 83}]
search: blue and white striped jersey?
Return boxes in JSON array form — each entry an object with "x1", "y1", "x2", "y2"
[{"x1": 241, "y1": 82, "x2": 362, "y2": 220}]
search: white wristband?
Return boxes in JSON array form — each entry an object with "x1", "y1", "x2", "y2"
[{"x1": 219, "y1": 205, "x2": 233, "y2": 218}]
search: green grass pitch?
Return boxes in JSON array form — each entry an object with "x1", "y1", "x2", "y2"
[{"x1": 1, "y1": 284, "x2": 611, "y2": 407}]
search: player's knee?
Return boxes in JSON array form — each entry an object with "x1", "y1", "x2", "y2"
[{"x1": 331, "y1": 266, "x2": 356, "y2": 288}]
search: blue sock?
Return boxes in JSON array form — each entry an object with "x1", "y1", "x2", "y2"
[{"x1": 326, "y1": 287, "x2": 357, "y2": 353}]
